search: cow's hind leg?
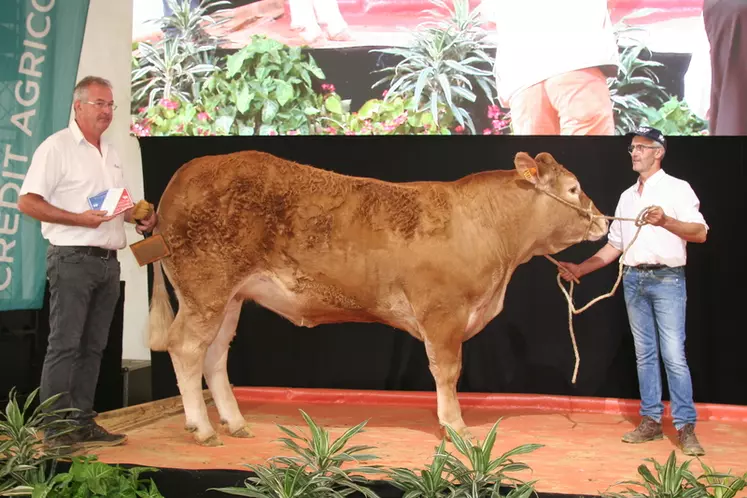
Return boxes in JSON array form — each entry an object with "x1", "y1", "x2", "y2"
[
  {"x1": 203, "y1": 298, "x2": 253, "y2": 438},
  {"x1": 168, "y1": 309, "x2": 222, "y2": 446},
  {"x1": 424, "y1": 332, "x2": 472, "y2": 441}
]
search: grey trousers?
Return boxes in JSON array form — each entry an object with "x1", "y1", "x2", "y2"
[{"x1": 41, "y1": 245, "x2": 121, "y2": 426}]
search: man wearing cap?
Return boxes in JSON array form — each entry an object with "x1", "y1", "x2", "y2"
[{"x1": 556, "y1": 126, "x2": 708, "y2": 456}]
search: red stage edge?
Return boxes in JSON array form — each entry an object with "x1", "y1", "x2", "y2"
[{"x1": 233, "y1": 386, "x2": 747, "y2": 422}]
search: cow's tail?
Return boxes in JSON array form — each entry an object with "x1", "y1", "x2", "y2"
[{"x1": 148, "y1": 259, "x2": 174, "y2": 352}]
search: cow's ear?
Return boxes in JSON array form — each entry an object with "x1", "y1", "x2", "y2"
[
  {"x1": 535, "y1": 152, "x2": 557, "y2": 165},
  {"x1": 514, "y1": 152, "x2": 539, "y2": 185}
]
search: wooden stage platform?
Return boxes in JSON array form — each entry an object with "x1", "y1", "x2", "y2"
[{"x1": 86, "y1": 387, "x2": 747, "y2": 497}]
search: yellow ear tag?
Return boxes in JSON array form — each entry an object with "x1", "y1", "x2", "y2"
[{"x1": 523, "y1": 167, "x2": 538, "y2": 182}]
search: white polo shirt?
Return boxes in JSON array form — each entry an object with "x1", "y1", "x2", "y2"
[
  {"x1": 607, "y1": 169, "x2": 708, "y2": 267},
  {"x1": 492, "y1": 0, "x2": 619, "y2": 106},
  {"x1": 19, "y1": 120, "x2": 128, "y2": 250}
]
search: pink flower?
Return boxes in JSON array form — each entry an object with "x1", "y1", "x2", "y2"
[
  {"x1": 483, "y1": 128, "x2": 492, "y2": 135},
  {"x1": 454, "y1": 125, "x2": 464, "y2": 133},
  {"x1": 286, "y1": 130, "x2": 300, "y2": 136},
  {"x1": 382, "y1": 90, "x2": 388, "y2": 98},
  {"x1": 138, "y1": 107, "x2": 147, "y2": 114},
  {"x1": 159, "y1": 98, "x2": 179, "y2": 110},
  {"x1": 197, "y1": 112, "x2": 211, "y2": 121},
  {"x1": 321, "y1": 83, "x2": 336, "y2": 93},
  {"x1": 268, "y1": 130, "x2": 278, "y2": 136},
  {"x1": 487, "y1": 105, "x2": 501, "y2": 119},
  {"x1": 130, "y1": 121, "x2": 151, "y2": 136}
]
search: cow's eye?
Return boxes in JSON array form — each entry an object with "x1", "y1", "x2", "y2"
[{"x1": 569, "y1": 186, "x2": 579, "y2": 195}]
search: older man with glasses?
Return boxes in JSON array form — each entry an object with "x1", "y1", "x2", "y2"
[
  {"x1": 556, "y1": 126, "x2": 708, "y2": 456},
  {"x1": 18, "y1": 76, "x2": 158, "y2": 451}
]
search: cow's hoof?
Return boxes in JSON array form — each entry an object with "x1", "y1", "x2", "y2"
[
  {"x1": 442, "y1": 425, "x2": 475, "y2": 443},
  {"x1": 197, "y1": 434, "x2": 223, "y2": 447},
  {"x1": 231, "y1": 426, "x2": 254, "y2": 439}
]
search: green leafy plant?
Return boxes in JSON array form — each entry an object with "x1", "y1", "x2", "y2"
[
  {"x1": 602, "y1": 451, "x2": 706, "y2": 498},
  {"x1": 316, "y1": 91, "x2": 455, "y2": 135},
  {"x1": 697, "y1": 461, "x2": 747, "y2": 498},
  {"x1": 210, "y1": 409, "x2": 381, "y2": 497},
  {"x1": 27, "y1": 456, "x2": 162, "y2": 498},
  {"x1": 131, "y1": 0, "x2": 228, "y2": 111},
  {"x1": 0, "y1": 388, "x2": 77, "y2": 496},
  {"x1": 641, "y1": 96, "x2": 709, "y2": 136},
  {"x1": 199, "y1": 35, "x2": 327, "y2": 136},
  {"x1": 157, "y1": 0, "x2": 231, "y2": 47},
  {"x1": 387, "y1": 440, "x2": 456, "y2": 498},
  {"x1": 371, "y1": 0, "x2": 497, "y2": 134},
  {"x1": 443, "y1": 420, "x2": 542, "y2": 498},
  {"x1": 606, "y1": 12, "x2": 670, "y2": 134},
  {"x1": 131, "y1": 95, "x2": 217, "y2": 136}
]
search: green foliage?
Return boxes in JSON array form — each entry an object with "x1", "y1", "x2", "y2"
[
  {"x1": 24, "y1": 456, "x2": 162, "y2": 498},
  {"x1": 387, "y1": 440, "x2": 455, "y2": 498},
  {"x1": 603, "y1": 451, "x2": 705, "y2": 498},
  {"x1": 210, "y1": 410, "x2": 381, "y2": 498},
  {"x1": 371, "y1": 0, "x2": 496, "y2": 134},
  {"x1": 199, "y1": 36, "x2": 327, "y2": 136},
  {"x1": 641, "y1": 97, "x2": 709, "y2": 136},
  {"x1": 697, "y1": 461, "x2": 747, "y2": 498},
  {"x1": 130, "y1": 0, "x2": 228, "y2": 111},
  {"x1": 606, "y1": 13, "x2": 670, "y2": 134},
  {"x1": 387, "y1": 420, "x2": 542, "y2": 498},
  {"x1": 317, "y1": 92, "x2": 455, "y2": 135},
  {"x1": 0, "y1": 388, "x2": 77, "y2": 496}
]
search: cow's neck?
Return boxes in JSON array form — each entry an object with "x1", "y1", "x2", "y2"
[{"x1": 463, "y1": 173, "x2": 552, "y2": 268}]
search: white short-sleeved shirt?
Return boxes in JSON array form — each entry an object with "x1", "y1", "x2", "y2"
[
  {"x1": 607, "y1": 169, "x2": 708, "y2": 267},
  {"x1": 19, "y1": 120, "x2": 128, "y2": 250},
  {"x1": 492, "y1": 0, "x2": 619, "y2": 106}
]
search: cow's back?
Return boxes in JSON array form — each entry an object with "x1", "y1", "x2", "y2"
[{"x1": 155, "y1": 151, "x2": 458, "y2": 317}]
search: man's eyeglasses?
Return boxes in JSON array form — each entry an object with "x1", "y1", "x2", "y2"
[
  {"x1": 628, "y1": 144, "x2": 660, "y2": 154},
  {"x1": 84, "y1": 101, "x2": 117, "y2": 111}
]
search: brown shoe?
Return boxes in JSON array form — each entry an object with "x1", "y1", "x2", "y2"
[
  {"x1": 678, "y1": 424, "x2": 705, "y2": 456},
  {"x1": 622, "y1": 416, "x2": 663, "y2": 443}
]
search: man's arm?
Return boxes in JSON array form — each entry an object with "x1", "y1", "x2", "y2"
[
  {"x1": 558, "y1": 243, "x2": 622, "y2": 281},
  {"x1": 644, "y1": 206, "x2": 707, "y2": 243},
  {"x1": 18, "y1": 194, "x2": 113, "y2": 229},
  {"x1": 577, "y1": 243, "x2": 623, "y2": 276}
]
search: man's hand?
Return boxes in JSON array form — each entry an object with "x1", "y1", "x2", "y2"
[
  {"x1": 557, "y1": 262, "x2": 583, "y2": 282},
  {"x1": 135, "y1": 209, "x2": 158, "y2": 235},
  {"x1": 78, "y1": 210, "x2": 115, "y2": 228},
  {"x1": 644, "y1": 206, "x2": 667, "y2": 226}
]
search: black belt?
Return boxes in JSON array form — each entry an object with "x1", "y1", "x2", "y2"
[
  {"x1": 629, "y1": 264, "x2": 668, "y2": 270},
  {"x1": 65, "y1": 245, "x2": 117, "y2": 259}
]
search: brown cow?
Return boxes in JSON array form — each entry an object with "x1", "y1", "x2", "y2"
[{"x1": 148, "y1": 150, "x2": 608, "y2": 446}]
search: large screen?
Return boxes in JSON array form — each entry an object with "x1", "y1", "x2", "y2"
[{"x1": 130, "y1": 0, "x2": 723, "y2": 137}]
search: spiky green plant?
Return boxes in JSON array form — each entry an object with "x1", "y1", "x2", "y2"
[
  {"x1": 443, "y1": 419, "x2": 542, "y2": 498},
  {"x1": 603, "y1": 451, "x2": 707, "y2": 498},
  {"x1": 387, "y1": 440, "x2": 457, "y2": 498},
  {"x1": 0, "y1": 387, "x2": 77, "y2": 496},
  {"x1": 210, "y1": 409, "x2": 381, "y2": 497},
  {"x1": 371, "y1": 0, "x2": 496, "y2": 134}
]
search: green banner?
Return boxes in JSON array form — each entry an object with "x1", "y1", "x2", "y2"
[{"x1": 0, "y1": 0, "x2": 90, "y2": 310}]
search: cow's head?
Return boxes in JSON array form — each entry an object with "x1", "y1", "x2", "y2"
[{"x1": 514, "y1": 152, "x2": 608, "y2": 253}]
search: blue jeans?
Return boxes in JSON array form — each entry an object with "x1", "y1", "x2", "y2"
[{"x1": 622, "y1": 266, "x2": 697, "y2": 429}]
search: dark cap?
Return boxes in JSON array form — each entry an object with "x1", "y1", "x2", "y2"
[{"x1": 626, "y1": 126, "x2": 666, "y2": 149}]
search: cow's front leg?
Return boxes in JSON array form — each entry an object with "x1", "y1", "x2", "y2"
[
  {"x1": 168, "y1": 312, "x2": 221, "y2": 446},
  {"x1": 424, "y1": 334, "x2": 472, "y2": 441},
  {"x1": 204, "y1": 299, "x2": 253, "y2": 438}
]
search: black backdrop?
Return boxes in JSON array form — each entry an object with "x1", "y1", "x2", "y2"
[{"x1": 140, "y1": 135, "x2": 746, "y2": 407}]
